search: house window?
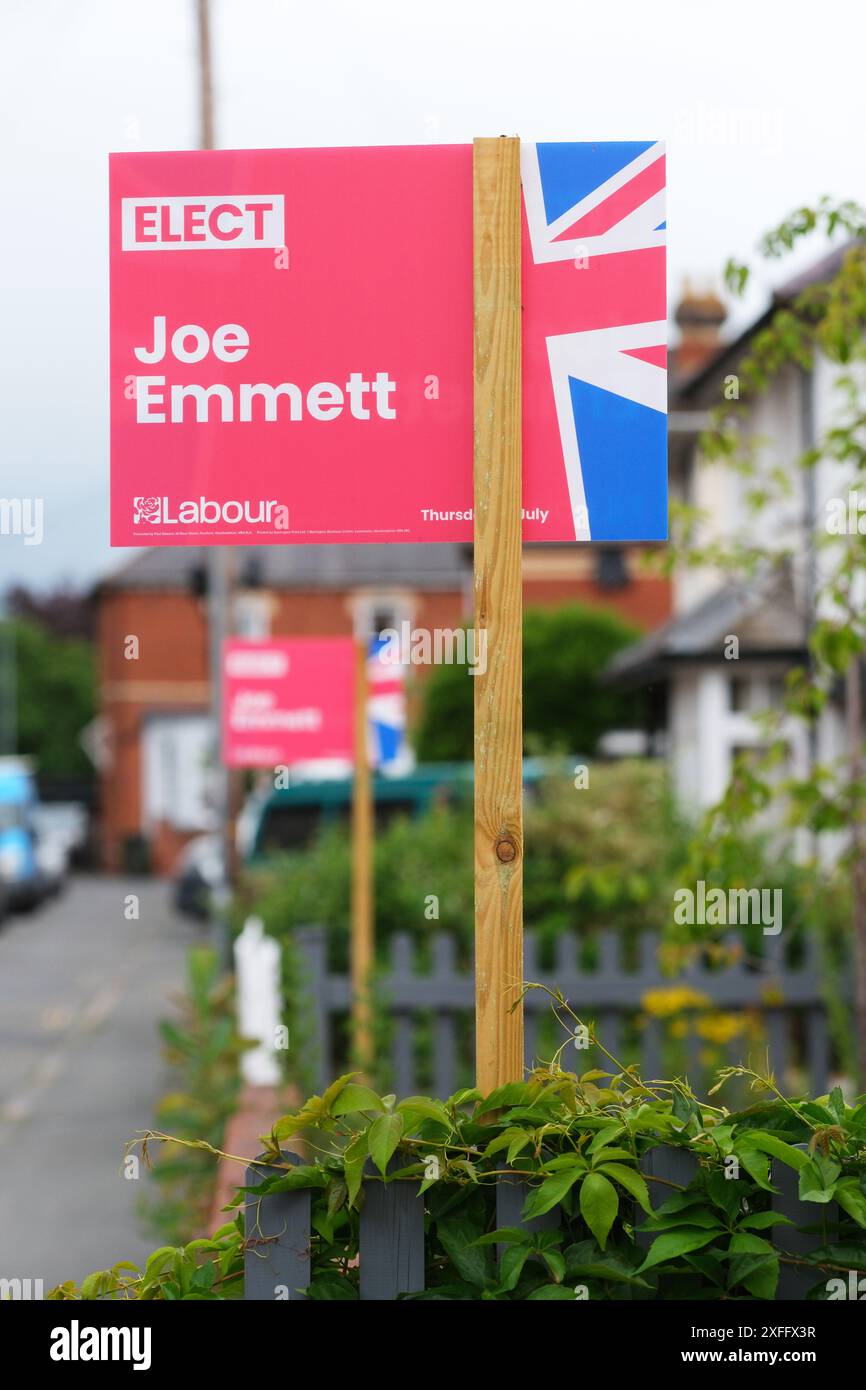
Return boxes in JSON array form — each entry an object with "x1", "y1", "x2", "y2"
[
  {"x1": 595, "y1": 548, "x2": 629, "y2": 588},
  {"x1": 729, "y1": 676, "x2": 751, "y2": 712},
  {"x1": 349, "y1": 592, "x2": 414, "y2": 641}
]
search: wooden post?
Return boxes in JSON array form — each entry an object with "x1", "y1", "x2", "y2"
[
  {"x1": 473, "y1": 136, "x2": 524, "y2": 1091},
  {"x1": 351, "y1": 637, "x2": 374, "y2": 1073}
]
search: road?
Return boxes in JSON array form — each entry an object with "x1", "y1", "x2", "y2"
[{"x1": 0, "y1": 875, "x2": 195, "y2": 1290}]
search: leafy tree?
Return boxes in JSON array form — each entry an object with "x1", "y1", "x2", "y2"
[
  {"x1": 413, "y1": 605, "x2": 643, "y2": 761},
  {"x1": 668, "y1": 200, "x2": 866, "y2": 1079},
  {"x1": 3, "y1": 617, "x2": 95, "y2": 779}
]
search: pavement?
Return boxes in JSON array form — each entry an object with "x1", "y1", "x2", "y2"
[{"x1": 0, "y1": 875, "x2": 196, "y2": 1290}]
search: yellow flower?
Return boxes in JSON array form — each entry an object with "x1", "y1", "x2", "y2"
[
  {"x1": 695, "y1": 1012, "x2": 744, "y2": 1045},
  {"x1": 641, "y1": 987, "x2": 711, "y2": 1018}
]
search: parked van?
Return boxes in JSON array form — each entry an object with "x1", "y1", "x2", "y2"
[
  {"x1": 244, "y1": 763, "x2": 473, "y2": 861},
  {"x1": 0, "y1": 758, "x2": 47, "y2": 910},
  {"x1": 241, "y1": 757, "x2": 575, "y2": 863}
]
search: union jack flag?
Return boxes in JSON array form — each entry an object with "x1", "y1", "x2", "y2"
[
  {"x1": 366, "y1": 635, "x2": 409, "y2": 770},
  {"x1": 521, "y1": 141, "x2": 667, "y2": 543}
]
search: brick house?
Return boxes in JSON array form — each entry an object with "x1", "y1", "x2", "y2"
[{"x1": 96, "y1": 539, "x2": 671, "y2": 873}]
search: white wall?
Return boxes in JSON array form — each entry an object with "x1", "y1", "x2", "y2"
[{"x1": 142, "y1": 713, "x2": 214, "y2": 833}]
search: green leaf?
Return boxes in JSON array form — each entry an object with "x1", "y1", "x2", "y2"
[
  {"x1": 497, "y1": 1243, "x2": 530, "y2": 1292},
  {"x1": 798, "y1": 1156, "x2": 840, "y2": 1204},
  {"x1": 540, "y1": 1248, "x2": 566, "y2": 1283},
  {"x1": 476, "y1": 1083, "x2": 531, "y2": 1115},
  {"x1": 588, "y1": 1124, "x2": 625, "y2": 1152},
  {"x1": 737, "y1": 1131, "x2": 809, "y2": 1171},
  {"x1": 727, "y1": 1233, "x2": 779, "y2": 1300},
  {"x1": 636, "y1": 1228, "x2": 720, "y2": 1274},
  {"x1": 596, "y1": 1162, "x2": 652, "y2": 1214},
  {"x1": 588, "y1": 1148, "x2": 636, "y2": 1166},
  {"x1": 241, "y1": 1165, "x2": 327, "y2": 1196},
  {"x1": 482, "y1": 1127, "x2": 528, "y2": 1160},
  {"x1": 143, "y1": 1246, "x2": 178, "y2": 1282},
  {"x1": 565, "y1": 1242, "x2": 653, "y2": 1288},
  {"x1": 527, "y1": 1284, "x2": 577, "y2": 1300},
  {"x1": 396, "y1": 1096, "x2": 452, "y2": 1129},
  {"x1": 306, "y1": 1272, "x2": 358, "y2": 1300},
  {"x1": 735, "y1": 1145, "x2": 775, "y2": 1192},
  {"x1": 331, "y1": 1084, "x2": 385, "y2": 1116},
  {"x1": 437, "y1": 1215, "x2": 492, "y2": 1288},
  {"x1": 827, "y1": 1086, "x2": 846, "y2": 1124},
  {"x1": 637, "y1": 1205, "x2": 723, "y2": 1233},
  {"x1": 368, "y1": 1112, "x2": 404, "y2": 1176},
  {"x1": 736, "y1": 1211, "x2": 793, "y2": 1231},
  {"x1": 579, "y1": 1172, "x2": 618, "y2": 1251},
  {"x1": 833, "y1": 1176, "x2": 866, "y2": 1228},
  {"x1": 521, "y1": 1167, "x2": 583, "y2": 1220},
  {"x1": 473, "y1": 1227, "x2": 530, "y2": 1248},
  {"x1": 343, "y1": 1131, "x2": 368, "y2": 1207},
  {"x1": 321, "y1": 1072, "x2": 357, "y2": 1112}
]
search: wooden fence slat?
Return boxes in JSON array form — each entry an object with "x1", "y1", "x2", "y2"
[
  {"x1": 766, "y1": 1008, "x2": 789, "y2": 1090},
  {"x1": 495, "y1": 1173, "x2": 559, "y2": 1258},
  {"x1": 359, "y1": 1161, "x2": 425, "y2": 1300},
  {"x1": 806, "y1": 1006, "x2": 830, "y2": 1094},
  {"x1": 294, "y1": 925, "x2": 330, "y2": 1092},
  {"x1": 642, "y1": 1017, "x2": 663, "y2": 1084},
  {"x1": 432, "y1": 934, "x2": 459, "y2": 1096},
  {"x1": 637, "y1": 1145, "x2": 698, "y2": 1251},
  {"x1": 299, "y1": 925, "x2": 841, "y2": 1102},
  {"x1": 524, "y1": 1009, "x2": 538, "y2": 1074},
  {"x1": 244, "y1": 1151, "x2": 311, "y2": 1301},
  {"x1": 393, "y1": 1013, "x2": 415, "y2": 1096},
  {"x1": 597, "y1": 1010, "x2": 620, "y2": 1067}
]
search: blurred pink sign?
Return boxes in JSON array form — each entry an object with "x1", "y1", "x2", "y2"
[
  {"x1": 110, "y1": 143, "x2": 666, "y2": 545},
  {"x1": 222, "y1": 638, "x2": 354, "y2": 768}
]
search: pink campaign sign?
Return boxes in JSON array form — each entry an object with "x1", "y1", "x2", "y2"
[
  {"x1": 222, "y1": 637, "x2": 354, "y2": 769},
  {"x1": 110, "y1": 143, "x2": 666, "y2": 546}
]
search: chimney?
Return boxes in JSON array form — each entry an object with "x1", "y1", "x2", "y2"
[{"x1": 674, "y1": 280, "x2": 727, "y2": 380}]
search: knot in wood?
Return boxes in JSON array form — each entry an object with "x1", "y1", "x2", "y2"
[{"x1": 495, "y1": 835, "x2": 517, "y2": 864}]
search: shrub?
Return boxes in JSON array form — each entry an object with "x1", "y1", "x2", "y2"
[
  {"x1": 413, "y1": 604, "x2": 644, "y2": 762},
  {"x1": 144, "y1": 948, "x2": 247, "y2": 1243},
  {"x1": 51, "y1": 1054, "x2": 866, "y2": 1301}
]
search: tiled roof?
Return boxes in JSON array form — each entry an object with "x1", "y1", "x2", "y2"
[{"x1": 100, "y1": 542, "x2": 472, "y2": 592}]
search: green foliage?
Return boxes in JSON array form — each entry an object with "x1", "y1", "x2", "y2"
[
  {"x1": 414, "y1": 605, "x2": 643, "y2": 762},
  {"x1": 54, "y1": 1053, "x2": 866, "y2": 1301},
  {"x1": 47, "y1": 1220, "x2": 245, "y2": 1301},
  {"x1": 144, "y1": 948, "x2": 247, "y2": 1243},
  {"x1": 6, "y1": 618, "x2": 95, "y2": 777},
  {"x1": 250, "y1": 763, "x2": 688, "y2": 971},
  {"x1": 247, "y1": 761, "x2": 851, "y2": 1090}
]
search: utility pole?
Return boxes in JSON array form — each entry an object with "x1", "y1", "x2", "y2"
[{"x1": 196, "y1": 0, "x2": 234, "y2": 960}]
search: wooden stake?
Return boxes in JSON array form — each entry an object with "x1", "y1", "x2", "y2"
[
  {"x1": 473, "y1": 136, "x2": 524, "y2": 1091},
  {"x1": 351, "y1": 637, "x2": 374, "y2": 1073}
]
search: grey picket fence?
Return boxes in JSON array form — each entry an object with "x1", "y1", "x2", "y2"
[
  {"x1": 293, "y1": 924, "x2": 836, "y2": 1098},
  {"x1": 243, "y1": 1146, "x2": 833, "y2": 1301}
]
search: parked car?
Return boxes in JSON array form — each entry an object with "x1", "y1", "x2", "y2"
[
  {"x1": 0, "y1": 758, "x2": 48, "y2": 910},
  {"x1": 172, "y1": 833, "x2": 223, "y2": 919}
]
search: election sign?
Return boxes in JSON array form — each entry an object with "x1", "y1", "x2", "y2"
[
  {"x1": 366, "y1": 635, "x2": 409, "y2": 771},
  {"x1": 110, "y1": 142, "x2": 666, "y2": 547},
  {"x1": 222, "y1": 637, "x2": 354, "y2": 768}
]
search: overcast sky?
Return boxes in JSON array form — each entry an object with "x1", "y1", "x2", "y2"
[{"x1": 2, "y1": 0, "x2": 864, "y2": 593}]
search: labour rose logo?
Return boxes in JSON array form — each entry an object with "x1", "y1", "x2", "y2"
[{"x1": 133, "y1": 496, "x2": 161, "y2": 524}]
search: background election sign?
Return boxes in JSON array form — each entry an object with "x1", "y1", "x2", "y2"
[
  {"x1": 110, "y1": 142, "x2": 666, "y2": 547},
  {"x1": 222, "y1": 637, "x2": 354, "y2": 769}
]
